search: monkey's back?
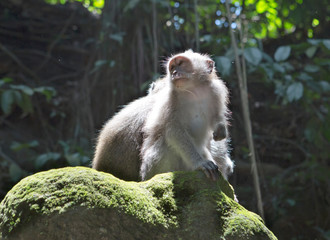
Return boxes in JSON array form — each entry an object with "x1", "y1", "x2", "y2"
[{"x1": 92, "y1": 95, "x2": 155, "y2": 181}]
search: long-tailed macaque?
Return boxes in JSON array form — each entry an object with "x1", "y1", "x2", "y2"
[{"x1": 93, "y1": 50, "x2": 233, "y2": 181}]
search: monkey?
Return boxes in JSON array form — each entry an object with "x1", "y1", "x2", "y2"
[
  {"x1": 93, "y1": 50, "x2": 234, "y2": 181},
  {"x1": 139, "y1": 50, "x2": 229, "y2": 181},
  {"x1": 147, "y1": 76, "x2": 233, "y2": 180}
]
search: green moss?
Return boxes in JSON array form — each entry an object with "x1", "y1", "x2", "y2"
[
  {"x1": 220, "y1": 197, "x2": 277, "y2": 240},
  {"x1": 0, "y1": 167, "x2": 277, "y2": 239},
  {"x1": 0, "y1": 167, "x2": 176, "y2": 234}
]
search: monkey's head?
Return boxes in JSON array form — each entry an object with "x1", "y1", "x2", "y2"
[{"x1": 166, "y1": 50, "x2": 215, "y2": 90}]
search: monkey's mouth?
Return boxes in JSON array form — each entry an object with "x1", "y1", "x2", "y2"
[
  {"x1": 171, "y1": 70, "x2": 190, "y2": 81},
  {"x1": 171, "y1": 70, "x2": 183, "y2": 80},
  {"x1": 171, "y1": 70, "x2": 191, "y2": 89}
]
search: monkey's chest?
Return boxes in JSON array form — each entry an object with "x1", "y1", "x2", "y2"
[{"x1": 182, "y1": 105, "x2": 210, "y2": 140}]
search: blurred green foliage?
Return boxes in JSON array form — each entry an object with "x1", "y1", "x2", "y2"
[
  {"x1": 0, "y1": 78, "x2": 56, "y2": 117},
  {"x1": 0, "y1": 79, "x2": 91, "y2": 182},
  {"x1": 45, "y1": 0, "x2": 104, "y2": 12},
  {"x1": 0, "y1": 0, "x2": 329, "y2": 238}
]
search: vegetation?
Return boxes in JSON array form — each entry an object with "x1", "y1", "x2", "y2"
[{"x1": 0, "y1": 0, "x2": 329, "y2": 239}]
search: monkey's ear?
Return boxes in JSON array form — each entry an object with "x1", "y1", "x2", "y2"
[{"x1": 206, "y1": 60, "x2": 214, "y2": 74}]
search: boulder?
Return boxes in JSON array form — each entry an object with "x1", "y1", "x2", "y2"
[{"x1": 0, "y1": 167, "x2": 277, "y2": 240}]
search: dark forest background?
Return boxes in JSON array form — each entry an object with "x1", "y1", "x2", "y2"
[{"x1": 0, "y1": 0, "x2": 329, "y2": 239}]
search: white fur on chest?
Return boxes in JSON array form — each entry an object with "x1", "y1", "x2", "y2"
[{"x1": 178, "y1": 89, "x2": 212, "y2": 143}]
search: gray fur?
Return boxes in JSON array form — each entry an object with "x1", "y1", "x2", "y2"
[{"x1": 93, "y1": 51, "x2": 234, "y2": 181}]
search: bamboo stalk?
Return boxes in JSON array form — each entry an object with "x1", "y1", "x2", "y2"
[
  {"x1": 225, "y1": 0, "x2": 264, "y2": 220},
  {"x1": 152, "y1": 0, "x2": 158, "y2": 74},
  {"x1": 193, "y1": 0, "x2": 200, "y2": 51}
]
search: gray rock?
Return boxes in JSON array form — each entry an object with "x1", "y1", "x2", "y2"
[{"x1": 0, "y1": 167, "x2": 277, "y2": 240}]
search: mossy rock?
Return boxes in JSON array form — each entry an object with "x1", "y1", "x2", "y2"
[{"x1": 0, "y1": 167, "x2": 277, "y2": 240}]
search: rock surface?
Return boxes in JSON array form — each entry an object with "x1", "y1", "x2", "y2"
[{"x1": 0, "y1": 167, "x2": 277, "y2": 240}]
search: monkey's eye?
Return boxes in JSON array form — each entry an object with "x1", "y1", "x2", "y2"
[{"x1": 170, "y1": 65, "x2": 175, "y2": 73}]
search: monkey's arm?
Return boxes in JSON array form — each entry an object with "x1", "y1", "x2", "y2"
[
  {"x1": 166, "y1": 123, "x2": 219, "y2": 181},
  {"x1": 210, "y1": 79, "x2": 229, "y2": 140}
]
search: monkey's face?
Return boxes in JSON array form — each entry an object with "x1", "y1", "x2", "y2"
[
  {"x1": 168, "y1": 55, "x2": 193, "y2": 89},
  {"x1": 167, "y1": 51, "x2": 215, "y2": 91}
]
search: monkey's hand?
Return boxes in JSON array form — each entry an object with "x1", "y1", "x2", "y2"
[
  {"x1": 199, "y1": 161, "x2": 219, "y2": 181},
  {"x1": 213, "y1": 122, "x2": 228, "y2": 141}
]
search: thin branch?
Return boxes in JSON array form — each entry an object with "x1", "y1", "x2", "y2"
[
  {"x1": 238, "y1": 17, "x2": 248, "y2": 90},
  {"x1": 225, "y1": 0, "x2": 264, "y2": 220},
  {"x1": 0, "y1": 42, "x2": 40, "y2": 82},
  {"x1": 152, "y1": 0, "x2": 158, "y2": 74},
  {"x1": 0, "y1": 147, "x2": 18, "y2": 166},
  {"x1": 193, "y1": 0, "x2": 200, "y2": 51},
  {"x1": 36, "y1": 10, "x2": 76, "y2": 72},
  {"x1": 46, "y1": 72, "x2": 80, "y2": 83},
  {"x1": 167, "y1": 0, "x2": 175, "y2": 50},
  {"x1": 255, "y1": 135, "x2": 309, "y2": 158}
]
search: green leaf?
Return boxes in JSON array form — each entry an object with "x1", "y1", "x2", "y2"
[
  {"x1": 274, "y1": 81, "x2": 286, "y2": 97},
  {"x1": 260, "y1": 63, "x2": 274, "y2": 80},
  {"x1": 304, "y1": 64, "x2": 320, "y2": 73},
  {"x1": 59, "y1": 140, "x2": 70, "y2": 155},
  {"x1": 319, "y1": 81, "x2": 330, "y2": 92},
  {"x1": 66, "y1": 153, "x2": 81, "y2": 166},
  {"x1": 286, "y1": 198, "x2": 296, "y2": 206},
  {"x1": 1, "y1": 90, "x2": 15, "y2": 115},
  {"x1": 109, "y1": 32, "x2": 126, "y2": 45},
  {"x1": 273, "y1": 63, "x2": 285, "y2": 73},
  {"x1": 306, "y1": 81, "x2": 321, "y2": 93},
  {"x1": 286, "y1": 82, "x2": 304, "y2": 102},
  {"x1": 243, "y1": 47, "x2": 263, "y2": 66},
  {"x1": 274, "y1": 46, "x2": 291, "y2": 62},
  {"x1": 224, "y1": 48, "x2": 235, "y2": 61},
  {"x1": 262, "y1": 53, "x2": 274, "y2": 63},
  {"x1": 35, "y1": 152, "x2": 61, "y2": 169},
  {"x1": 0, "y1": 77, "x2": 13, "y2": 87},
  {"x1": 307, "y1": 39, "x2": 321, "y2": 45},
  {"x1": 282, "y1": 62, "x2": 294, "y2": 71},
  {"x1": 298, "y1": 72, "x2": 313, "y2": 81},
  {"x1": 214, "y1": 56, "x2": 232, "y2": 76},
  {"x1": 10, "y1": 85, "x2": 34, "y2": 96},
  {"x1": 201, "y1": 34, "x2": 212, "y2": 42},
  {"x1": 305, "y1": 46, "x2": 318, "y2": 58},
  {"x1": 16, "y1": 93, "x2": 34, "y2": 114},
  {"x1": 124, "y1": 0, "x2": 140, "y2": 12},
  {"x1": 9, "y1": 163, "x2": 25, "y2": 182},
  {"x1": 284, "y1": 75, "x2": 292, "y2": 82},
  {"x1": 34, "y1": 87, "x2": 56, "y2": 101},
  {"x1": 322, "y1": 39, "x2": 330, "y2": 50},
  {"x1": 80, "y1": 156, "x2": 90, "y2": 165},
  {"x1": 11, "y1": 140, "x2": 39, "y2": 151},
  {"x1": 94, "y1": 60, "x2": 108, "y2": 67},
  {"x1": 256, "y1": 0, "x2": 268, "y2": 13},
  {"x1": 12, "y1": 90, "x2": 22, "y2": 103},
  {"x1": 109, "y1": 60, "x2": 115, "y2": 68},
  {"x1": 322, "y1": 117, "x2": 330, "y2": 141}
]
